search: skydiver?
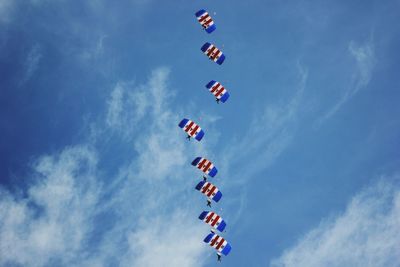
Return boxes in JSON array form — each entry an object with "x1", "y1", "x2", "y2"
[
  {"x1": 203, "y1": 176, "x2": 207, "y2": 182},
  {"x1": 186, "y1": 135, "x2": 191, "y2": 140},
  {"x1": 216, "y1": 98, "x2": 220, "y2": 104},
  {"x1": 217, "y1": 253, "x2": 222, "y2": 262},
  {"x1": 207, "y1": 199, "x2": 212, "y2": 207}
]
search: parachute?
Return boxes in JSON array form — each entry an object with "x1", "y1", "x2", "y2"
[
  {"x1": 191, "y1": 157, "x2": 218, "y2": 177},
  {"x1": 199, "y1": 211, "x2": 227, "y2": 232},
  {"x1": 195, "y1": 180, "x2": 222, "y2": 202},
  {"x1": 177, "y1": 3, "x2": 233, "y2": 260},
  {"x1": 203, "y1": 232, "x2": 232, "y2": 256},
  {"x1": 201, "y1": 42, "x2": 225, "y2": 65},
  {"x1": 205, "y1": 80, "x2": 230, "y2": 103},
  {"x1": 195, "y1": 9, "x2": 216, "y2": 33},
  {"x1": 178, "y1": 118, "x2": 205, "y2": 141}
]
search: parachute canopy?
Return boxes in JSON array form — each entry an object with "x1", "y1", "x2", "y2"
[
  {"x1": 195, "y1": 181, "x2": 222, "y2": 202},
  {"x1": 192, "y1": 157, "x2": 218, "y2": 177},
  {"x1": 199, "y1": 211, "x2": 227, "y2": 232},
  {"x1": 201, "y1": 42, "x2": 225, "y2": 65},
  {"x1": 206, "y1": 80, "x2": 230, "y2": 103},
  {"x1": 195, "y1": 9, "x2": 216, "y2": 33},
  {"x1": 203, "y1": 232, "x2": 232, "y2": 256},
  {"x1": 178, "y1": 118, "x2": 205, "y2": 141}
]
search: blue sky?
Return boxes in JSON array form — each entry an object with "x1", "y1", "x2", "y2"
[{"x1": 1, "y1": 0, "x2": 400, "y2": 266}]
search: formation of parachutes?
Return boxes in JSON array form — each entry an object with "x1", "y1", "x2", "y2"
[{"x1": 177, "y1": 8, "x2": 232, "y2": 261}]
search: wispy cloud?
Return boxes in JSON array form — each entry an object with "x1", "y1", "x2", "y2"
[
  {"x1": 271, "y1": 177, "x2": 400, "y2": 267},
  {"x1": 224, "y1": 64, "x2": 308, "y2": 181},
  {"x1": 316, "y1": 39, "x2": 375, "y2": 124},
  {"x1": 105, "y1": 82, "x2": 125, "y2": 129},
  {"x1": 80, "y1": 34, "x2": 108, "y2": 62},
  {"x1": 122, "y1": 210, "x2": 207, "y2": 267},
  {"x1": 104, "y1": 68, "x2": 173, "y2": 138},
  {"x1": 91, "y1": 68, "x2": 211, "y2": 267},
  {"x1": 0, "y1": 68, "x2": 212, "y2": 266},
  {"x1": 217, "y1": 64, "x2": 308, "y2": 228},
  {"x1": 0, "y1": 146, "x2": 100, "y2": 267},
  {"x1": 349, "y1": 41, "x2": 375, "y2": 87},
  {"x1": 0, "y1": 68, "x2": 210, "y2": 267},
  {"x1": 19, "y1": 44, "x2": 42, "y2": 86}
]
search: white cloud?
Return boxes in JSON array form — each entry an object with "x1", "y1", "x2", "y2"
[
  {"x1": 224, "y1": 64, "x2": 308, "y2": 181},
  {"x1": 96, "y1": 68, "x2": 209, "y2": 266},
  {"x1": 349, "y1": 41, "x2": 375, "y2": 88},
  {"x1": 317, "y1": 39, "x2": 375, "y2": 124},
  {"x1": 0, "y1": 68, "x2": 210, "y2": 267},
  {"x1": 106, "y1": 82, "x2": 125, "y2": 129},
  {"x1": 80, "y1": 34, "x2": 108, "y2": 62},
  {"x1": 0, "y1": 146, "x2": 100, "y2": 267},
  {"x1": 104, "y1": 69, "x2": 173, "y2": 138},
  {"x1": 123, "y1": 210, "x2": 207, "y2": 267},
  {"x1": 19, "y1": 44, "x2": 42, "y2": 85},
  {"x1": 271, "y1": 178, "x2": 400, "y2": 267},
  {"x1": 215, "y1": 64, "x2": 308, "y2": 228}
]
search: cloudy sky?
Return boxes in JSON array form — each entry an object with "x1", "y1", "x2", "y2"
[{"x1": 1, "y1": 0, "x2": 400, "y2": 266}]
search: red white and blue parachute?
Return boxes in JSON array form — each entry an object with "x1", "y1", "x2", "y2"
[
  {"x1": 203, "y1": 232, "x2": 232, "y2": 256},
  {"x1": 191, "y1": 157, "x2": 218, "y2": 177},
  {"x1": 178, "y1": 118, "x2": 205, "y2": 141},
  {"x1": 206, "y1": 80, "x2": 230, "y2": 103},
  {"x1": 195, "y1": 9, "x2": 216, "y2": 33},
  {"x1": 179, "y1": 4, "x2": 233, "y2": 260},
  {"x1": 201, "y1": 42, "x2": 225, "y2": 65},
  {"x1": 199, "y1": 211, "x2": 227, "y2": 232},
  {"x1": 195, "y1": 181, "x2": 222, "y2": 202}
]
